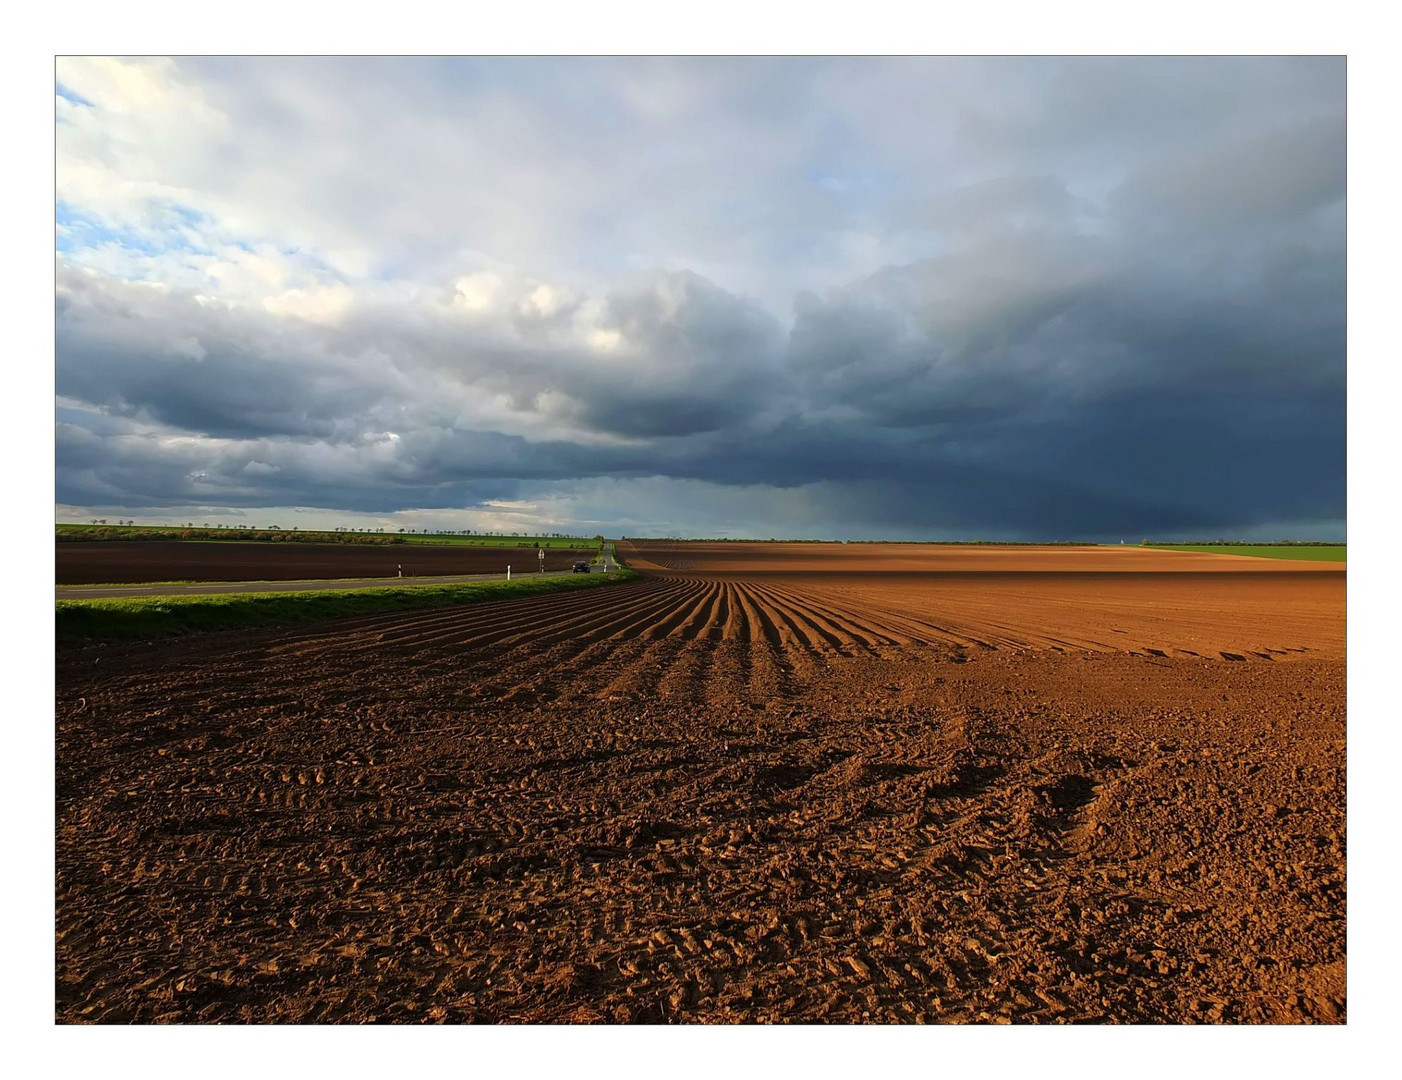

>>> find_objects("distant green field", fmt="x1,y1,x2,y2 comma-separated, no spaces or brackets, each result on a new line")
1147,544,1346,562
56,568,639,643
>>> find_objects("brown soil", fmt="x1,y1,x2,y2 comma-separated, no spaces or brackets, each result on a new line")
56,542,594,585
624,541,1344,574
55,542,1345,1023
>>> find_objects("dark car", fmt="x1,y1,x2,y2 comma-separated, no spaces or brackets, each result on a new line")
572,561,590,573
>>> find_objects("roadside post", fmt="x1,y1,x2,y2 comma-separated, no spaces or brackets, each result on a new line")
507,565,511,580
539,547,546,574
398,564,402,577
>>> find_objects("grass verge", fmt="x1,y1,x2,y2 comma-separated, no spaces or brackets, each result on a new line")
57,568,640,644
1147,544,1345,562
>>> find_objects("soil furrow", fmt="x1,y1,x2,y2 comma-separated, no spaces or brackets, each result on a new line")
762,583,910,650
748,584,854,653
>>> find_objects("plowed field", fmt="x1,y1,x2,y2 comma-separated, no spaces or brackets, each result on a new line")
55,542,1345,1023
56,541,594,585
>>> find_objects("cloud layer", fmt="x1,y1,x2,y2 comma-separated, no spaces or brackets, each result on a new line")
56,57,1345,539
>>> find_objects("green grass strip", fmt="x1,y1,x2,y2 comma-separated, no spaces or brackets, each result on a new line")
57,568,641,644
1146,544,1346,562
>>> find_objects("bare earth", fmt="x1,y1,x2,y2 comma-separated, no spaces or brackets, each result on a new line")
55,543,1345,1023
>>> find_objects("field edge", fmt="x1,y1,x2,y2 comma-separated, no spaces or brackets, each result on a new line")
1145,544,1345,562
56,568,642,644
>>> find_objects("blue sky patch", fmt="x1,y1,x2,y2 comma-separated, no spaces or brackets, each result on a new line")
55,83,94,107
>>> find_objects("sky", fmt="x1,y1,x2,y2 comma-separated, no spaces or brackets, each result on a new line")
54,56,1346,540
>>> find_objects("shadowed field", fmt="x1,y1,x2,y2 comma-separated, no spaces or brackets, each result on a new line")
57,541,595,585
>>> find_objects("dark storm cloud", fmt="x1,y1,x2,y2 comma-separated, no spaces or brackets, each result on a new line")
55,57,1345,538
56,269,392,441
574,272,788,437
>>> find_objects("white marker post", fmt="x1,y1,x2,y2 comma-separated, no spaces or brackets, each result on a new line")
398,564,402,577
539,548,546,574
507,565,511,580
